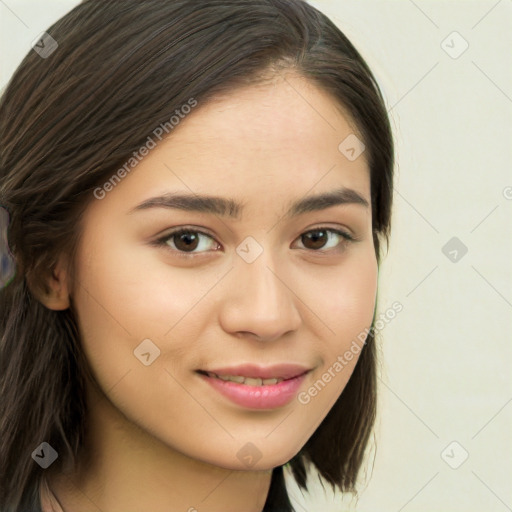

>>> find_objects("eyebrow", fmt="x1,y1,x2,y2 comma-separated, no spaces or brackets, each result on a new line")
128,186,369,219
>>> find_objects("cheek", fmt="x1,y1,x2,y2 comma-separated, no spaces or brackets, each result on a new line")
302,247,377,398
73,232,210,336
332,252,378,336
71,231,240,422
70,235,201,390
309,246,378,347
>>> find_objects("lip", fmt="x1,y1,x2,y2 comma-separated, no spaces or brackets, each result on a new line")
196,364,311,410
201,363,311,380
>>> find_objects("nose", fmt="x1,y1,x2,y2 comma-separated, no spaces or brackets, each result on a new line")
218,251,302,342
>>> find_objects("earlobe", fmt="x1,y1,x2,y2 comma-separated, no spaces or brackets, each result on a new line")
29,257,71,311
41,291,70,311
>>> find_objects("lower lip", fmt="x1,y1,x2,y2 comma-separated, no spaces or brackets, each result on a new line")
199,372,308,410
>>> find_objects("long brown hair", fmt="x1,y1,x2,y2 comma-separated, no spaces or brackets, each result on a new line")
0,1,394,510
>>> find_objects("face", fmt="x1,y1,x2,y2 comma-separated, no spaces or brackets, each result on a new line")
69,73,377,470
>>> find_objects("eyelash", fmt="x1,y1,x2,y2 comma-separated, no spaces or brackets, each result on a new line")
153,225,357,259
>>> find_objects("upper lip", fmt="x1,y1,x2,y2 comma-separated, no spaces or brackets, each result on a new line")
198,363,311,380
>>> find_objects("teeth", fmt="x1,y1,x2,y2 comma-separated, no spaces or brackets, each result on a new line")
206,372,283,386
244,377,263,386
228,375,245,383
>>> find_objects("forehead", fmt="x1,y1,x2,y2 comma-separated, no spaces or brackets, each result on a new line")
170,74,364,160
90,74,371,218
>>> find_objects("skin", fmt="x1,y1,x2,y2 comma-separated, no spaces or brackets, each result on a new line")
41,72,378,512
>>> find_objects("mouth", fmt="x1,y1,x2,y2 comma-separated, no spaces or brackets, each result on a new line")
196,363,310,383
195,364,312,409
196,371,297,386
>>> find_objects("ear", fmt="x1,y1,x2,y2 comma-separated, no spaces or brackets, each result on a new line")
30,256,71,311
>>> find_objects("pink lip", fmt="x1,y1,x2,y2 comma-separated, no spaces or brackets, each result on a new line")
196,364,311,410
199,372,308,409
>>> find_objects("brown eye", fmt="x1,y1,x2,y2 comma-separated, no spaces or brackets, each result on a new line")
301,229,329,250
172,231,200,252
162,229,219,255
297,228,353,252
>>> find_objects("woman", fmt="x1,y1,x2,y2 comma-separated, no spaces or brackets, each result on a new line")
0,1,394,511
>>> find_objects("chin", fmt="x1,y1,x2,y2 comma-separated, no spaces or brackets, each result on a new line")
222,441,304,472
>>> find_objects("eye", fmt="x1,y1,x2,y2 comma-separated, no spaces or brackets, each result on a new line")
294,227,355,253
157,228,219,257
154,225,356,258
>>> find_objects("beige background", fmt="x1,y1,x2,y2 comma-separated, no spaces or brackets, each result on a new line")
1,1,511,511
